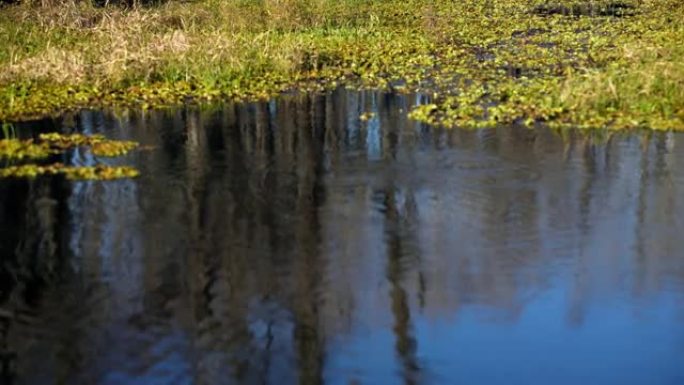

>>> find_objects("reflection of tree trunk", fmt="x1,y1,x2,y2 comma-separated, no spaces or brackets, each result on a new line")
0,173,74,384
0,180,29,304
633,134,651,296
566,140,597,327
3,176,70,310
0,310,15,385
218,103,257,382
292,95,326,385
578,140,596,235
381,188,420,385
653,133,677,261
0,179,20,382
183,108,214,325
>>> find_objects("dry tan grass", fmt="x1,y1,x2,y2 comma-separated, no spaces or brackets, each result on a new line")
0,48,87,83
2,3,207,84
0,0,367,87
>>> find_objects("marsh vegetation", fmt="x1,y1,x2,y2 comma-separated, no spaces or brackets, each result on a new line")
0,132,139,178
0,0,682,130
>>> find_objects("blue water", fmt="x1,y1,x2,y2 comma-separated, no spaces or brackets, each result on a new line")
1,89,683,385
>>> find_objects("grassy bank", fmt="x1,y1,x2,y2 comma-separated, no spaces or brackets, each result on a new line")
0,0,683,130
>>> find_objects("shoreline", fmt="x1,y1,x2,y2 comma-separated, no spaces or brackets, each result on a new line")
1,0,682,130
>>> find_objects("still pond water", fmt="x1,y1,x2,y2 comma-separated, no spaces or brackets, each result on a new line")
1,89,684,385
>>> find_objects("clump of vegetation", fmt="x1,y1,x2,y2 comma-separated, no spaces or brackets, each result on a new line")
1,123,15,139
532,0,635,16
1,133,138,159
0,0,682,130
0,138,53,160
39,133,138,156
0,163,139,180
0,133,139,180
556,39,684,130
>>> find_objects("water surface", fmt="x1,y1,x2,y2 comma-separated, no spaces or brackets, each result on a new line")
1,89,684,385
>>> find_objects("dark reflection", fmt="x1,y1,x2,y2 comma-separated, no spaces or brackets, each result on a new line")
2,88,684,385
380,186,421,385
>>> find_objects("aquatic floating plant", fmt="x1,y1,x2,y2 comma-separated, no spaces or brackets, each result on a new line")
359,112,376,122
0,133,140,180
38,133,138,156
0,139,54,160
0,163,140,180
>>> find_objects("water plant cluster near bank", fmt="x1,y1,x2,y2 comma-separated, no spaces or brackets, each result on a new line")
0,133,139,179
1,0,683,130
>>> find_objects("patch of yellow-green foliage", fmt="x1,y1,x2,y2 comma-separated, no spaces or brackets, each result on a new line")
39,133,138,156
0,0,683,130
0,132,139,180
0,163,140,180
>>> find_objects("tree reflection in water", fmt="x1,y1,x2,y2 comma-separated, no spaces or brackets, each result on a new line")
1,89,684,385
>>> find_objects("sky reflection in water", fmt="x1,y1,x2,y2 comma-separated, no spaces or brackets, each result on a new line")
1,89,684,385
